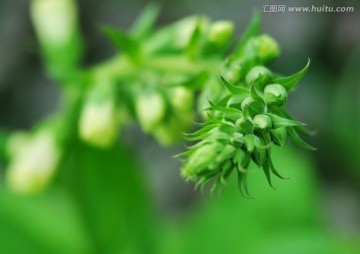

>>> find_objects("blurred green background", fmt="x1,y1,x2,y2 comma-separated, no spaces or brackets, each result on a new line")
0,0,359,253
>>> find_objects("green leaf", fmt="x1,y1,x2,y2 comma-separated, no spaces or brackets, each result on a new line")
287,127,317,151
273,59,310,91
131,3,160,39
184,125,218,139
186,19,204,59
193,117,221,127
240,150,251,169
267,152,288,179
101,26,140,60
252,139,266,167
219,161,234,185
237,169,253,199
168,71,209,90
220,75,250,95
273,107,316,136
208,100,242,114
262,162,276,189
270,127,288,147
244,134,260,153
233,11,260,57
250,85,264,102
266,113,305,128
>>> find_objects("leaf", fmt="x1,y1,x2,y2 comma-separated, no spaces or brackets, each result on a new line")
250,85,264,102
220,75,250,95
208,100,242,114
237,169,253,199
262,162,276,189
186,19,204,59
101,26,140,60
233,11,260,57
273,58,310,91
267,152,288,179
169,71,209,90
184,132,211,142
219,161,234,185
273,107,316,136
240,151,252,169
184,124,218,138
266,113,305,128
270,127,287,147
244,134,260,153
131,3,160,39
193,117,221,127
287,127,317,151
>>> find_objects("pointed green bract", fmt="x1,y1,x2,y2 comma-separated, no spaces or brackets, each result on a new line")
273,58,310,91
233,11,260,58
101,26,140,61
131,3,160,39
220,75,249,95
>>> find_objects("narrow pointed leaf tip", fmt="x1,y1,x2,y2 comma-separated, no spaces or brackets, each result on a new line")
131,3,160,38
273,58,310,92
101,26,140,60
220,74,249,95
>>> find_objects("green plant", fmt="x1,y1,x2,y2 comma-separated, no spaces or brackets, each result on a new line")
0,0,314,197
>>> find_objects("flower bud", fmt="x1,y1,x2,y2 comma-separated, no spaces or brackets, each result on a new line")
152,111,193,145
215,144,236,164
207,21,234,47
254,34,280,64
169,87,194,112
181,142,223,179
244,134,260,153
230,132,244,147
245,66,272,89
252,138,266,166
175,16,208,48
79,80,119,148
31,0,83,77
264,84,288,106
6,132,29,158
135,91,166,132
241,97,265,117
6,130,61,194
31,0,77,45
236,117,254,134
270,127,287,147
253,114,272,134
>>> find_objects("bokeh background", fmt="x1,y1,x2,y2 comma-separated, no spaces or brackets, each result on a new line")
0,0,359,253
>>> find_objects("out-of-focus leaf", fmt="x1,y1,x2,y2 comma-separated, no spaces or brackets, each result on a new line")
60,141,155,253
131,3,160,39
233,11,260,57
101,26,140,61
0,189,91,254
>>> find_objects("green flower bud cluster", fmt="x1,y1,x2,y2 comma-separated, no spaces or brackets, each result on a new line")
180,14,315,197
135,86,194,145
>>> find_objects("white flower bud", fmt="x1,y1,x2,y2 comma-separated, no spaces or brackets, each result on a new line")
79,76,119,148
79,99,119,148
31,0,77,46
135,91,166,132
6,130,61,194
